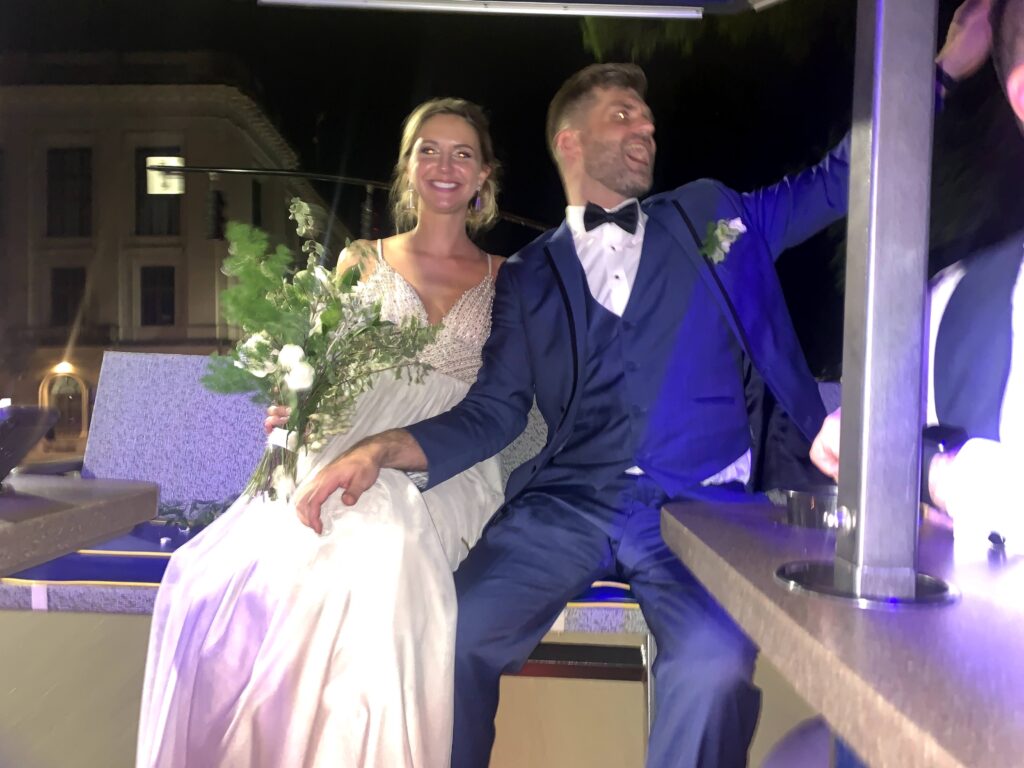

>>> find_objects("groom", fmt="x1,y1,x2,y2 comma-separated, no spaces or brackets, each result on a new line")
298,64,848,767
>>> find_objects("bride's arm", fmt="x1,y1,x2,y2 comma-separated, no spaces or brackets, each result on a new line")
405,261,534,482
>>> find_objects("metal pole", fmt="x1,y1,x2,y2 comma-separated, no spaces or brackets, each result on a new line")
834,0,938,599
146,163,551,233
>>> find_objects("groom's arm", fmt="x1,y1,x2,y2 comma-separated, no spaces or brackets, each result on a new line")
741,0,989,264
406,261,535,487
294,262,534,530
739,134,850,262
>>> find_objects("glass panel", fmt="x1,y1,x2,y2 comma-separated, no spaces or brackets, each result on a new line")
46,148,92,237
135,146,181,236
140,265,175,326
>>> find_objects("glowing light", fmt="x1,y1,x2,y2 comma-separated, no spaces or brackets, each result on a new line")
258,0,703,18
0,398,11,408
146,156,185,195
53,361,74,375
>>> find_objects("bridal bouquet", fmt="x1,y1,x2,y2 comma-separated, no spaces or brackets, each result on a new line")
203,199,435,500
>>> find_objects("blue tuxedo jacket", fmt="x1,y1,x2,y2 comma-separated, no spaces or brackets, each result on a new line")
407,139,850,501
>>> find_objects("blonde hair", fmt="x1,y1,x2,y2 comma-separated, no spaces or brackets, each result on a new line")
389,98,501,235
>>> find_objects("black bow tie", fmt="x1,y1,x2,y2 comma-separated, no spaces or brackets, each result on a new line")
583,201,639,235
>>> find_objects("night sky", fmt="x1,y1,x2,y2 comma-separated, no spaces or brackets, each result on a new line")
2,0,1020,375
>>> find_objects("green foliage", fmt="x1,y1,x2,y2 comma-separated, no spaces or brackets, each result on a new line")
157,497,237,532
203,201,437,499
581,0,844,64
202,354,264,397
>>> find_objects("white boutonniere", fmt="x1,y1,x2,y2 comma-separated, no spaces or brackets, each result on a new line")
700,217,747,265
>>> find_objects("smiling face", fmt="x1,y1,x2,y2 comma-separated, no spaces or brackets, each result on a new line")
573,86,656,204
407,113,490,218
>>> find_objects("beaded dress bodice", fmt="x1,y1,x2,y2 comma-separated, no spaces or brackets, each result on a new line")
359,241,494,386
354,240,547,482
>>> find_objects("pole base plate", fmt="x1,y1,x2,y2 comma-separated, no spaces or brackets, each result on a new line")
775,560,958,609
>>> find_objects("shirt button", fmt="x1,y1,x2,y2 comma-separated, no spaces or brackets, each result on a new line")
625,361,638,372
623,321,634,332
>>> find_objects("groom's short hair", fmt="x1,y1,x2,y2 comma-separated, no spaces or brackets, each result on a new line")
546,63,648,163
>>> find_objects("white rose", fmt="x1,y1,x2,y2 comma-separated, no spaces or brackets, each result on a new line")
727,217,747,234
284,360,315,391
278,344,306,370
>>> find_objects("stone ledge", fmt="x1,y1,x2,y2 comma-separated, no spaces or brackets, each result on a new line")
0,475,157,577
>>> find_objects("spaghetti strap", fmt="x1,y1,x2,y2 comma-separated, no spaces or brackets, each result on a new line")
377,238,384,262
486,252,492,277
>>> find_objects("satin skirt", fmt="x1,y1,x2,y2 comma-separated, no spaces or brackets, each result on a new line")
136,372,504,768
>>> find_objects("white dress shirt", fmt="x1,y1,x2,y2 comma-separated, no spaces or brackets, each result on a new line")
565,201,751,486
926,246,1024,544
565,201,646,317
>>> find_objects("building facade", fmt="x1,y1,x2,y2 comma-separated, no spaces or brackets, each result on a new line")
0,53,345,455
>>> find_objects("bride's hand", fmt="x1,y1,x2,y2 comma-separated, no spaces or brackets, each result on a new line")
264,405,291,435
293,445,383,533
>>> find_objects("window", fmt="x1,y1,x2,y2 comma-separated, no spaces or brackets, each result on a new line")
140,266,175,326
50,267,87,327
135,147,181,236
47,148,92,237
251,180,262,228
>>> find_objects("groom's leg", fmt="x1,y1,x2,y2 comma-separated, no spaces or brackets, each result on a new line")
451,490,614,768
618,484,760,768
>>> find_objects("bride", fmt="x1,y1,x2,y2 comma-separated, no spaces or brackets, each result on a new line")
136,97,542,768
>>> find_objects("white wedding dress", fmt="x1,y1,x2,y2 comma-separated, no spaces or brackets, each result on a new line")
136,242,544,768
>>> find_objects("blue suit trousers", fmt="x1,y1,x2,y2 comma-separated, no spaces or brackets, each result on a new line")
451,475,762,768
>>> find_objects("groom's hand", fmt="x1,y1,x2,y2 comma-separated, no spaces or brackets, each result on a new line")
294,443,384,533
809,407,842,482
293,429,428,533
